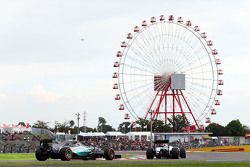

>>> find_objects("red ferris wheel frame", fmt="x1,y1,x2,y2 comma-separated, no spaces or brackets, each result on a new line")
113,15,223,131
144,76,199,130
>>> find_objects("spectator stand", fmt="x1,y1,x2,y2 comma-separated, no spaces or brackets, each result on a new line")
126,131,152,141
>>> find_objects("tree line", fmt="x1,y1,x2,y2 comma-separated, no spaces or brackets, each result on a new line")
206,119,250,136
31,116,250,136
32,117,115,134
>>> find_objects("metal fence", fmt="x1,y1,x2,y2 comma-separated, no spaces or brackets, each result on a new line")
0,141,38,153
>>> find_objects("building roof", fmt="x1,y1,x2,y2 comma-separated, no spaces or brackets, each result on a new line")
154,132,213,135
78,132,105,137
105,131,125,136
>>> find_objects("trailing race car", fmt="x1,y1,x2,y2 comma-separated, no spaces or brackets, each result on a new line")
35,139,121,161
146,140,186,159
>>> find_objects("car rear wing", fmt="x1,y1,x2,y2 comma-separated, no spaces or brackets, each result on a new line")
39,139,53,149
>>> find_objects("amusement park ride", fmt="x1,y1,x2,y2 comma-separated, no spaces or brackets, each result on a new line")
113,15,223,132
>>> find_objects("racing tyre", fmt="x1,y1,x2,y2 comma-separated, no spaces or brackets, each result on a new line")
156,155,161,159
60,147,72,161
146,148,154,159
171,148,179,159
35,148,48,161
104,148,115,160
180,147,186,158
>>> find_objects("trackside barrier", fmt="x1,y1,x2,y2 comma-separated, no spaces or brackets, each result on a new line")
189,145,250,152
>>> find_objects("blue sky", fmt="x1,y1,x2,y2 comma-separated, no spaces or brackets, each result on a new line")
0,0,249,129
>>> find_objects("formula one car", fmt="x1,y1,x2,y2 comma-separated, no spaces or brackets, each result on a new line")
35,139,121,161
146,140,186,159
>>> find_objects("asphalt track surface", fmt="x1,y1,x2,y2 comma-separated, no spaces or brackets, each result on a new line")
187,152,250,161
116,151,250,161
0,151,250,163
0,152,250,167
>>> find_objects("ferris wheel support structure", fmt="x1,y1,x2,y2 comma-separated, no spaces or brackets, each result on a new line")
144,77,199,130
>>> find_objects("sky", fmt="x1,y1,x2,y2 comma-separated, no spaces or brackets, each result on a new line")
0,0,249,129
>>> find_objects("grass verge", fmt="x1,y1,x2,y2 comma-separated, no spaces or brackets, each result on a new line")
0,153,250,167
0,153,35,160
0,160,250,167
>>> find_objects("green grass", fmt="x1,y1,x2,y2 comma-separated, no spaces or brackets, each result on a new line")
0,160,250,167
0,153,35,160
0,153,133,160
0,154,250,167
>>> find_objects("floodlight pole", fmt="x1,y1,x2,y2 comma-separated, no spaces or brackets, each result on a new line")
75,112,80,134
150,110,153,148
83,111,87,133
188,124,190,149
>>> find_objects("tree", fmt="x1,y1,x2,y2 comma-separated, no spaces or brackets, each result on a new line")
134,118,171,132
118,122,131,133
136,118,150,131
32,120,50,129
78,126,96,133
98,117,107,126
97,117,107,132
69,120,75,128
53,121,77,133
102,124,115,133
243,125,250,134
168,114,189,132
18,122,26,127
205,123,226,136
151,119,172,132
97,117,114,133
225,119,245,136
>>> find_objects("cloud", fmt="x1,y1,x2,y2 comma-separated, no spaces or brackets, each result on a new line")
0,0,249,128
30,85,61,103
223,55,250,75
0,93,8,102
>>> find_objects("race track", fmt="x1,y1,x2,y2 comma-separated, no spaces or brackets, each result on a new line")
187,152,250,161
116,151,250,161
0,151,250,167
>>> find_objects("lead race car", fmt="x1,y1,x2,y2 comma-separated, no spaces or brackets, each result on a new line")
35,139,121,161
146,140,186,159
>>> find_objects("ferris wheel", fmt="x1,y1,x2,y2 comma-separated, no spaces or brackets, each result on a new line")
112,15,223,131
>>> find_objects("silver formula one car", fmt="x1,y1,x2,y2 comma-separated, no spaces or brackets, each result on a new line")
146,140,186,159
35,139,121,161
